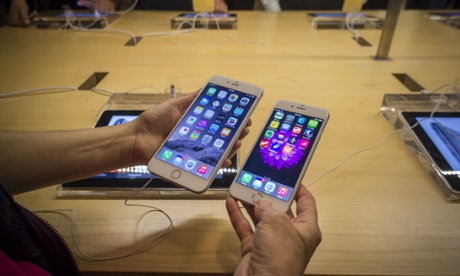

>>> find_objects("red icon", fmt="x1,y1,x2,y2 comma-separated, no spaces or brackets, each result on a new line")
260,139,269,148
293,126,302,135
277,186,288,197
197,164,208,174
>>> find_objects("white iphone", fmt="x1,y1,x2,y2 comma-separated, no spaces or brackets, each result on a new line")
148,75,264,193
229,100,329,212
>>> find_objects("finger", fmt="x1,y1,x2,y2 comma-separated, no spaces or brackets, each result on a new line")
240,201,256,224
76,1,93,9
226,139,242,163
293,185,318,223
178,90,200,111
225,197,254,242
222,158,231,168
254,198,277,223
19,10,30,25
245,118,253,128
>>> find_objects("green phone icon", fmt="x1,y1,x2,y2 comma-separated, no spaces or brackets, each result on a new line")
241,173,252,184
162,150,173,160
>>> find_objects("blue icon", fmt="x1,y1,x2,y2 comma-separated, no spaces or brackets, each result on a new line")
281,123,291,132
209,124,219,132
200,97,210,105
234,107,244,116
297,117,307,124
270,141,281,151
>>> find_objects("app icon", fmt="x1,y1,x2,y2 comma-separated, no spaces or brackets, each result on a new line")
274,111,284,120
241,173,252,184
277,134,284,140
197,120,208,129
217,90,227,99
222,103,232,112
162,150,173,160
227,117,238,126
277,186,288,197
216,113,226,122
194,106,204,115
270,141,281,151
185,160,196,170
282,145,293,155
260,138,269,148
202,134,212,144
307,120,318,128
264,182,276,193
228,94,238,102
264,129,275,138
197,164,208,175
221,128,231,137
297,117,307,124
293,126,302,135
280,123,291,132
204,110,215,119
179,126,190,135
240,97,250,106
186,116,197,125
285,114,295,122
269,121,280,129
206,87,216,96
173,154,185,165
212,100,220,107
234,107,244,116
299,139,310,148
190,130,201,140
303,129,314,138
288,136,297,144
253,178,263,188
214,139,224,149
209,124,219,132
200,97,210,106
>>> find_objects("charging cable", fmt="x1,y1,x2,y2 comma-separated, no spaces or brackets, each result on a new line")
33,176,174,261
306,82,459,188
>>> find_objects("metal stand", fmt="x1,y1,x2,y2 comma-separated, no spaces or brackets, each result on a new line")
373,0,407,60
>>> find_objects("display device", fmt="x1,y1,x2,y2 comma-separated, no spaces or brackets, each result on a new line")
148,76,263,193
230,100,329,212
400,112,460,193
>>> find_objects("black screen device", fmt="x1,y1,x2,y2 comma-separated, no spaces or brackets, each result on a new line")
58,110,238,198
400,111,460,193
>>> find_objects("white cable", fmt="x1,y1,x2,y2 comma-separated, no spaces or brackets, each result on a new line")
345,12,359,41
61,6,138,44
0,86,79,98
306,82,459,188
33,177,174,262
90,87,116,95
122,85,163,94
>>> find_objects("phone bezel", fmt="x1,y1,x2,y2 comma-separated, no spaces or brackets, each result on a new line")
147,76,263,193
229,100,329,212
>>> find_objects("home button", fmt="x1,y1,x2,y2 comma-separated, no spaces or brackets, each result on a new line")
171,170,181,179
251,193,263,203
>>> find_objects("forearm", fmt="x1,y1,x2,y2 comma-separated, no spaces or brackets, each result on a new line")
0,123,136,195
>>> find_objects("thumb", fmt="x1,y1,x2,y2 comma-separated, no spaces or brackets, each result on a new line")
254,198,275,223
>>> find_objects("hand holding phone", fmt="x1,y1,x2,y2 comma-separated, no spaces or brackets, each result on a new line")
229,100,329,212
148,75,263,193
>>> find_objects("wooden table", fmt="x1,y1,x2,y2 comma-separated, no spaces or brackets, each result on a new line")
1,10,460,275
